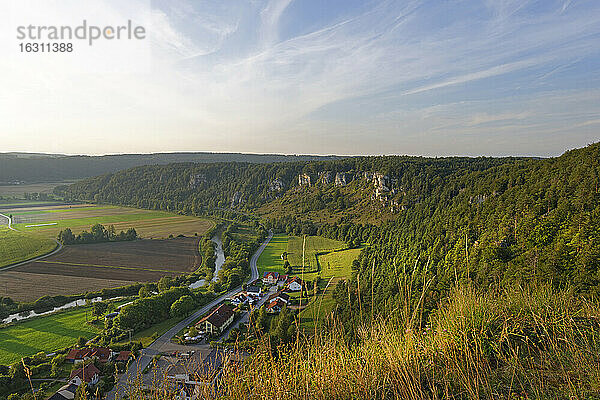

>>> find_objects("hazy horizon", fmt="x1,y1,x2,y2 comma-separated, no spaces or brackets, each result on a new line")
0,147,575,159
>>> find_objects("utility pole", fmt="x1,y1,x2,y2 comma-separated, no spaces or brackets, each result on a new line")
301,235,306,307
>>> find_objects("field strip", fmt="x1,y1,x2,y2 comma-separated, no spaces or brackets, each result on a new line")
17,215,183,232
36,260,183,274
25,223,58,227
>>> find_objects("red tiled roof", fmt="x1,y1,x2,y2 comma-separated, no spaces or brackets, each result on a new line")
196,304,235,330
70,364,100,383
287,276,303,285
66,348,91,360
266,298,285,310
66,348,82,360
90,348,111,362
115,351,132,361
66,347,111,362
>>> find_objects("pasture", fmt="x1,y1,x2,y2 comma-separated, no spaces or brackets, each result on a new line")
310,247,360,281
257,234,353,278
297,247,362,330
0,227,57,268
3,237,200,302
286,235,346,273
256,234,288,276
0,306,101,365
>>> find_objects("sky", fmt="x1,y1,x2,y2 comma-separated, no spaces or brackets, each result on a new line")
0,0,599,157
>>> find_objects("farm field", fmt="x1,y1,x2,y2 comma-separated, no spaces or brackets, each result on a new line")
257,234,352,278
286,235,347,273
256,234,290,277
0,306,101,365
0,202,214,288
303,247,361,282
2,237,200,302
0,181,73,197
2,203,214,239
298,247,362,330
0,227,57,268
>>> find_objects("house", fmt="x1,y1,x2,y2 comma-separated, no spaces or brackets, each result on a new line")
165,348,226,400
286,277,303,292
196,304,235,335
267,290,290,305
65,347,112,364
66,348,87,363
266,298,286,314
69,364,101,386
115,351,132,362
262,271,279,285
229,292,248,306
89,347,112,363
246,285,262,297
277,275,288,286
46,383,79,400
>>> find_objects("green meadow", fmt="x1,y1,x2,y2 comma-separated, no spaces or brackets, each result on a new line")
257,234,289,276
257,234,361,330
14,210,173,234
0,227,57,268
257,234,355,279
286,235,347,273
0,307,101,365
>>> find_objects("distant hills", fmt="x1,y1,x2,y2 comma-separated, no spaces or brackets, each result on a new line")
0,152,343,183
59,142,600,299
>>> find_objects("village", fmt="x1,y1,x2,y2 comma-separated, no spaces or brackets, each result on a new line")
44,268,306,400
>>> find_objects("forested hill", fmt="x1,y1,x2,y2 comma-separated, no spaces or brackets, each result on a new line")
58,143,600,302
0,152,341,183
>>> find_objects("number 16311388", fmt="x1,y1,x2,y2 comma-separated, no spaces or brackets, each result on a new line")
19,42,73,52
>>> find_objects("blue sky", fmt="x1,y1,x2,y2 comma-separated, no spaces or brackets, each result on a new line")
1,0,599,156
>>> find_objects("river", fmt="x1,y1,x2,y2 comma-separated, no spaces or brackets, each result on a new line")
189,234,225,288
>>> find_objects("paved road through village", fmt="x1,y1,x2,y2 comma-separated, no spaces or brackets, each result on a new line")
106,230,273,399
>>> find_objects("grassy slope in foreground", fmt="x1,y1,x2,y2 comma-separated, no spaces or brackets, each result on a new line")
0,227,56,268
213,286,600,400
0,307,101,365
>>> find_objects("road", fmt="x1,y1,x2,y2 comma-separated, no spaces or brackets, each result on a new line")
106,230,273,400
0,212,63,272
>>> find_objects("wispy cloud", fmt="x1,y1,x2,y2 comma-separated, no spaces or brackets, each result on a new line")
0,0,599,155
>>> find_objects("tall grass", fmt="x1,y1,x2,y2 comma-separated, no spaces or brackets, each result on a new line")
116,285,600,400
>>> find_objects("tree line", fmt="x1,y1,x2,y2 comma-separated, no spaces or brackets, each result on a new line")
57,223,138,245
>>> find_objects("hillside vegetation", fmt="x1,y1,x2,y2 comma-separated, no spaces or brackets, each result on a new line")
59,143,600,298
56,143,600,398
